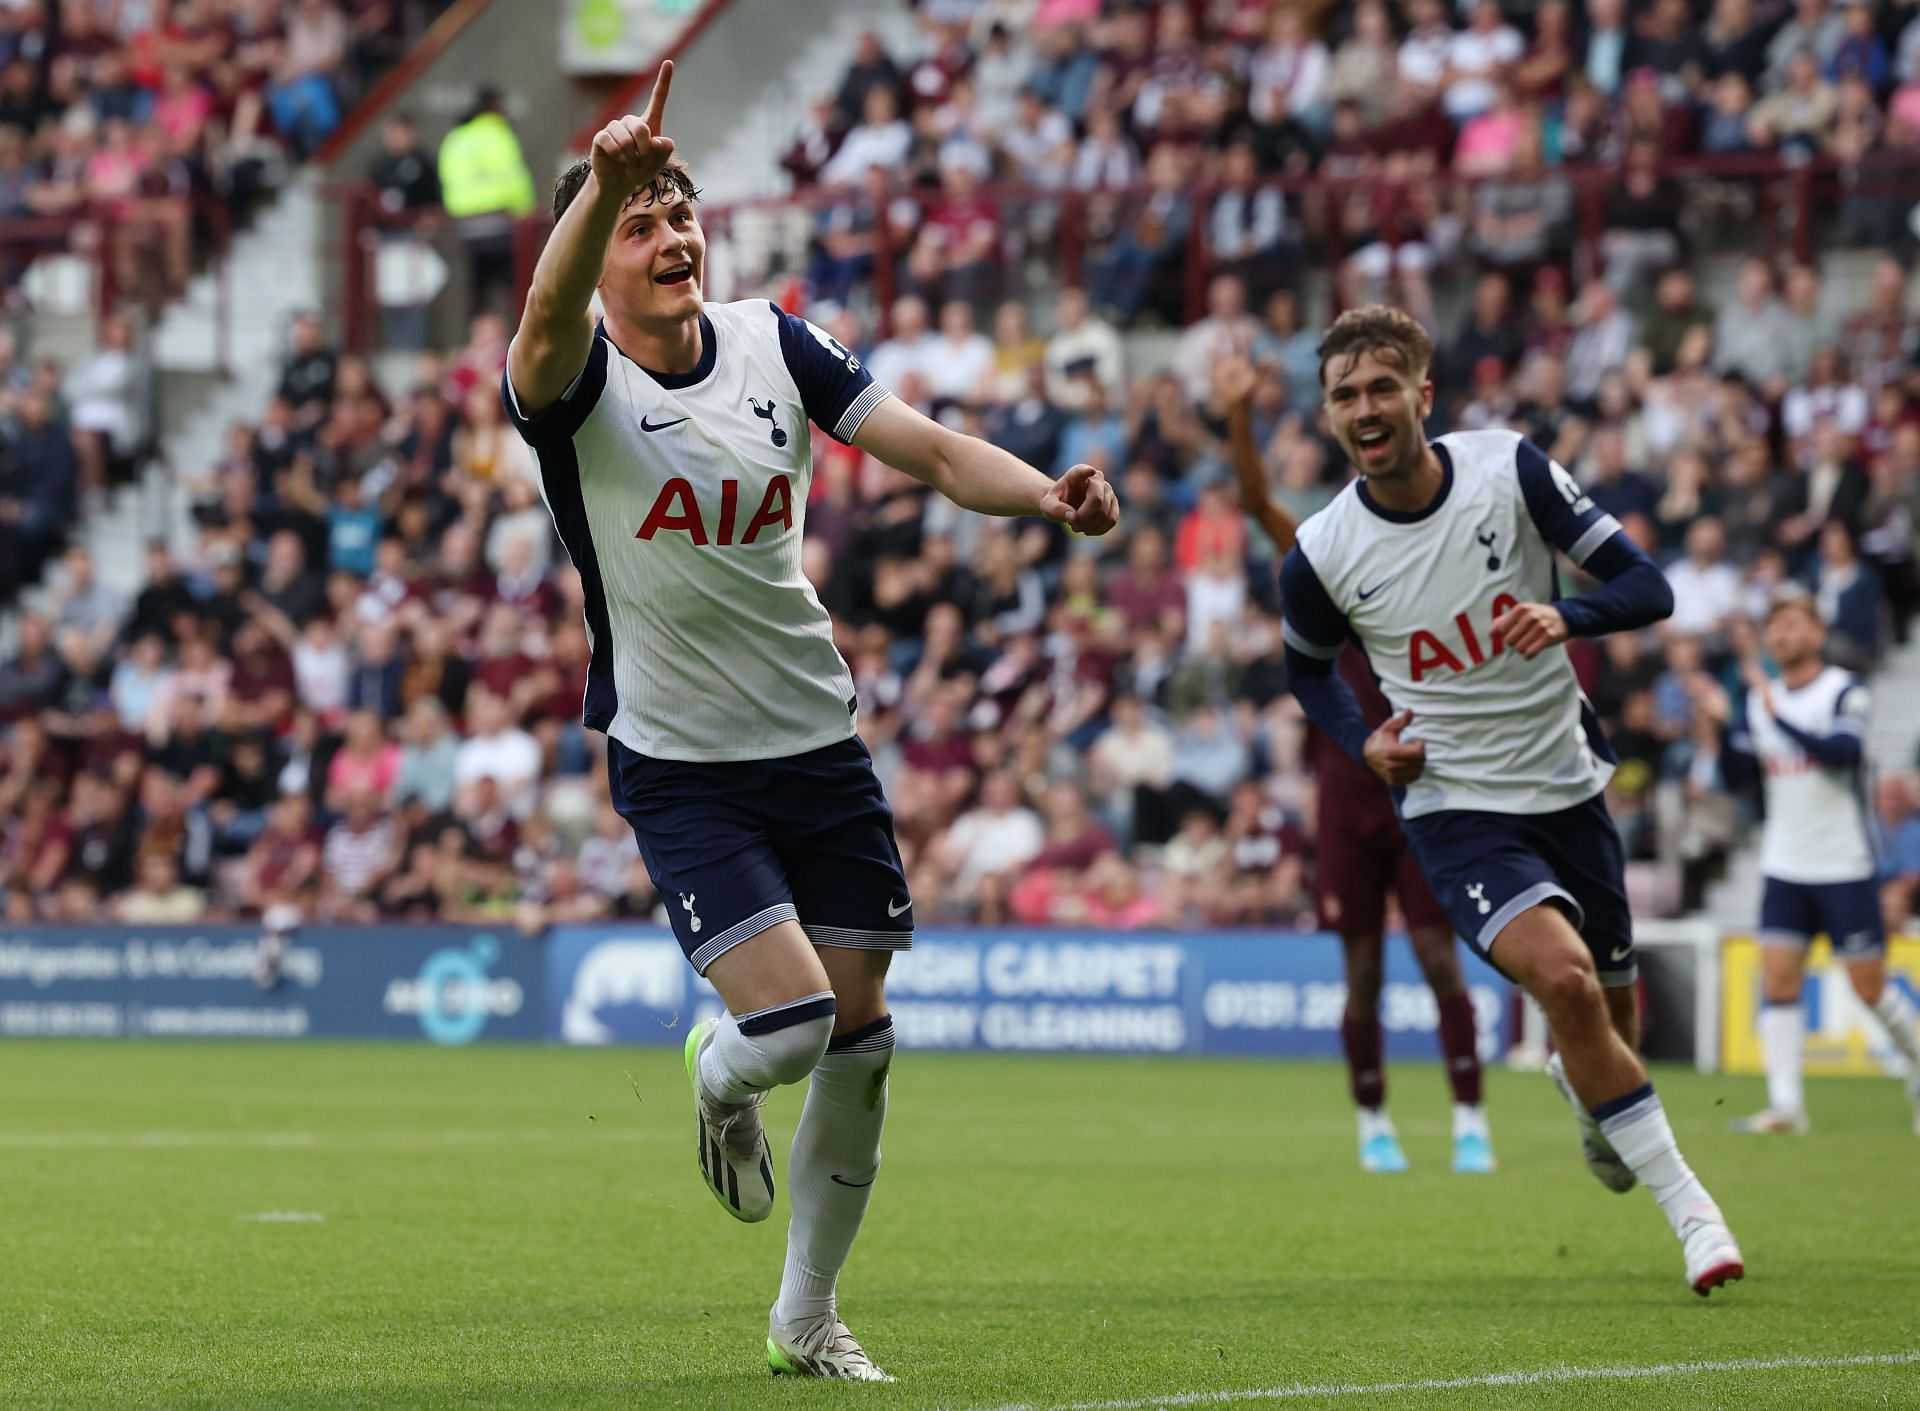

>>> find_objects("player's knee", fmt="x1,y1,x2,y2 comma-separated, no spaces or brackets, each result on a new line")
738,995,837,1087
1344,965,1383,1016
1532,957,1603,1020
1762,978,1804,1007
1412,939,1465,997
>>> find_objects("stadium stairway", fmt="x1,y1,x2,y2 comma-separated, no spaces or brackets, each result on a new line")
0,174,326,647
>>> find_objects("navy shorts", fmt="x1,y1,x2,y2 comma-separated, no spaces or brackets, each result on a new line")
608,735,913,975
1400,792,1636,987
1759,876,1885,959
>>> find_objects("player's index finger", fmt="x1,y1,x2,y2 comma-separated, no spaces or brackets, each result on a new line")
644,59,673,131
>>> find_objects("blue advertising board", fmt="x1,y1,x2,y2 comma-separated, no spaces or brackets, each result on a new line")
0,926,546,1045
545,926,1513,1059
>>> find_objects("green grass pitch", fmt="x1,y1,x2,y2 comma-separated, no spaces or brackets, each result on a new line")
3,1041,1917,1410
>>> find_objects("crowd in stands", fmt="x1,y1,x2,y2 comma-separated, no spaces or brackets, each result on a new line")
3,241,1918,934
783,0,1920,325
0,0,454,305
0,1,459,685
3,0,1920,938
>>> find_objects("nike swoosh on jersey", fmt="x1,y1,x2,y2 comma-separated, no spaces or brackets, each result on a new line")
1609,943,1632,962
1357,575,1399,601
640,415,689,432
886,898,911,917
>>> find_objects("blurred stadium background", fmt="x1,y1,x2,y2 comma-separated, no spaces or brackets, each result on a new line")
7,2,1920,1407
1,0,1917,1075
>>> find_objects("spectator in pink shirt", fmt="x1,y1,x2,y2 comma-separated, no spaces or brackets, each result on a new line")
326,708,400,808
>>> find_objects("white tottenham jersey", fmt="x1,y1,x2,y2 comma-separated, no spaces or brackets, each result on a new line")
503,300,889,761
1740,666,1875,884
1282,430,1620,818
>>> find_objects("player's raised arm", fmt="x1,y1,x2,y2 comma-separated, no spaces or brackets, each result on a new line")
851,394,1119,534
1217,356,1299,555
1496,438,1674,660
508,61,676,415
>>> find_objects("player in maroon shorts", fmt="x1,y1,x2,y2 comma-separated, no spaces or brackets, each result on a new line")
1222,357,1493,1173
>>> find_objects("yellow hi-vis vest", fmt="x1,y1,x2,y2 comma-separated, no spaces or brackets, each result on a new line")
438,113,536,219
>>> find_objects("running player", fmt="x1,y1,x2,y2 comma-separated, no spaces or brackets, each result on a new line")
1220,358,1491,1174
1700,594,1920,1134
1279,305,1743,1295
502,64,1118,1380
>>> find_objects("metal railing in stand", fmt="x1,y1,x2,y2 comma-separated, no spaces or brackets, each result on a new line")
327,151,1920,346
0,192,236,371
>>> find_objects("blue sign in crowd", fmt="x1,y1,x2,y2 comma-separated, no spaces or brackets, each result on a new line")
0,926,1512,1059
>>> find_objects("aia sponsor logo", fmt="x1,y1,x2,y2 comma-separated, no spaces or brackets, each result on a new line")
636,475,794,546
1407,593,1520,682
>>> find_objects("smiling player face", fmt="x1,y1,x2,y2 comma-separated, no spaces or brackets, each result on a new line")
1762,601,1824,673
601,185,705,328
1323,346,1435,483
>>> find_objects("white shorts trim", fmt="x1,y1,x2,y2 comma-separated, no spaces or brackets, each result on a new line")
1478,880,1581,956
689,902,799,975
802,923,913,951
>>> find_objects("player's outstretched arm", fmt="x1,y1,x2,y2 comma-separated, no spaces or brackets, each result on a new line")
1218,356,1299,555
852,394,1119,534
508,61,675,416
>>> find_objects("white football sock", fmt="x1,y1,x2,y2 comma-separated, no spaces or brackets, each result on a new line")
1596,1086,1720,1237
699,993,836,1104
1357,1107,1395,1142
775,1015,893,1325
1453,1103,1489,1140
1870,986,1920,1071
1759,1003,1806,1117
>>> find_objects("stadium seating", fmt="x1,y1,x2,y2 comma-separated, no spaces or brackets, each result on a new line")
0,0,457,613
3,0,1920,942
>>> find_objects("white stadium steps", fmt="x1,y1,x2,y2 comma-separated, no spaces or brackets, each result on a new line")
2,173,326,644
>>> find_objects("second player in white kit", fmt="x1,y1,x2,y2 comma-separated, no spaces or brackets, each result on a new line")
1699,595,1920,1134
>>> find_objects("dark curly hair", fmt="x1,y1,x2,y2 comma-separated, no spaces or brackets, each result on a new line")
550,154,702,223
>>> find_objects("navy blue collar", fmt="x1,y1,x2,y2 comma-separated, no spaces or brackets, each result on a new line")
602,313,716,389
1357,442,1453,524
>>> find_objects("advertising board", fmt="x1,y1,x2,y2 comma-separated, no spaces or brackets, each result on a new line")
0,926,545,1045
546,926,1513,1059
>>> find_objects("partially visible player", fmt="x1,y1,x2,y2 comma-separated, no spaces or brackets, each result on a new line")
1699,594,1920,1134
1280,306,1743,1295
504,64,1118,1380
1220,358,1492,1174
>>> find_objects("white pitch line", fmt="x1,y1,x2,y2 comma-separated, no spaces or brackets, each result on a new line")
238,1211,325,1223
955,1350,1920,1411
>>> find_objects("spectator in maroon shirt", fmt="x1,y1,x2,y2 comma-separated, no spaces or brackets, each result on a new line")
237,794,321,916
470,602,558,724
458,773,520,870
225,619,296,736
1,780,70,917
1030,779,1117,874
781,92,844,188
421,520,494,640
905,162,1001,308
1107,525,1188,637
904,19,972,114
1219,780,1309,923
